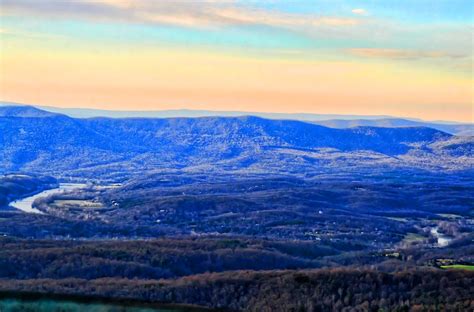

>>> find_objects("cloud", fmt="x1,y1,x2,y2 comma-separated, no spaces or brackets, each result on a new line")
351,9,368,16
93,0,134,9
0,0,361,30
208,7,359,28
349,48,468,60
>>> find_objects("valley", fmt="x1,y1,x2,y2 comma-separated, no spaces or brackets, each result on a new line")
2,0,473,309
0,105,473,310
2,172,472,250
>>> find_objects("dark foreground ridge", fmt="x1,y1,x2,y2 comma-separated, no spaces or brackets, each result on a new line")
0,237,473,311
0,268,472,311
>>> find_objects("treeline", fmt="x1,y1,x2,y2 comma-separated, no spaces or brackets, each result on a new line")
0,238,339,280
1,238,472,310
0,268,472,311
0,174,58,208
2,237,472,281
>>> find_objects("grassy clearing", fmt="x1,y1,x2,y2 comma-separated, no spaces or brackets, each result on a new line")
441,265,474,271
401,233,426,245
51,200,104,210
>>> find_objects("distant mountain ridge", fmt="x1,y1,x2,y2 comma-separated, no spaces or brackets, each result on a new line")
0,105,60,118
1,102,471,135
0,105,472,180
314,118,473,136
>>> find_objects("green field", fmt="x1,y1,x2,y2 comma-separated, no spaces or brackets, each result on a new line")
441,265,474,271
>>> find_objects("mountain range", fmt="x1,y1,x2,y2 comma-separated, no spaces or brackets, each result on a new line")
1,102,472,135
0,105,472,180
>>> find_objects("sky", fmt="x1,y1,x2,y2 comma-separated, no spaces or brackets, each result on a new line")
0,0,472,122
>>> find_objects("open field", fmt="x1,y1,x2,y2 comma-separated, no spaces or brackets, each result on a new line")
441,265,474,271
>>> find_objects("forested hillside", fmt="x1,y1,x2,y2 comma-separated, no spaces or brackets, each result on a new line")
1,268,472,311
1,106,472,180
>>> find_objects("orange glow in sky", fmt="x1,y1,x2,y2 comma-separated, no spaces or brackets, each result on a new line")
1,0,472,122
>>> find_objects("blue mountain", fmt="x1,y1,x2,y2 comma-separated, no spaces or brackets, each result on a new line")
0,106,471,179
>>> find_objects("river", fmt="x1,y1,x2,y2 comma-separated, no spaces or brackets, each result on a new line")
9,183,87,214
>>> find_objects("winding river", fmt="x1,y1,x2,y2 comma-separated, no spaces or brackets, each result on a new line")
10,183,87,214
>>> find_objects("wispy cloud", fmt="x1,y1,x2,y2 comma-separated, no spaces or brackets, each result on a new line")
2,0,470,68
349,48,468,60
351,9,368,16
208,7,359,28
0,0,361,29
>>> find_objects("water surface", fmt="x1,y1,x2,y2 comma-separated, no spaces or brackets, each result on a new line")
10,183,87,214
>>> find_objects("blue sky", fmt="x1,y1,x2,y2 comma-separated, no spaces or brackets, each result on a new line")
247,0,473,22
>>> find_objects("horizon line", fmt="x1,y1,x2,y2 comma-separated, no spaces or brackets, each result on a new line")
0,100,471,125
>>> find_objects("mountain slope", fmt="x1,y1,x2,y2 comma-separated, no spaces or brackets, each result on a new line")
0,106,471,180
2,102,471,135
0,106,60,118
82,115,450,155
